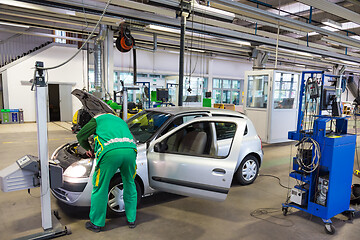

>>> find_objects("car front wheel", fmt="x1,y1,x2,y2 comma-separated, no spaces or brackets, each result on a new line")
235,155,259,185
107,175,142,217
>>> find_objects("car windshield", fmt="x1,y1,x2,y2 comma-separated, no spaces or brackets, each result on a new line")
127,111,171,143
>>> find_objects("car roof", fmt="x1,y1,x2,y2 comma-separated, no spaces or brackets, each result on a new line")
147,107,248,119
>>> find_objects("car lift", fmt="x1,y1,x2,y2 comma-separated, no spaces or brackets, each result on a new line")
282,71,356,235
16,62,70,239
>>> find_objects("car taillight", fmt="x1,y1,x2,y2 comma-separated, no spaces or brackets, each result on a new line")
258,135,262,149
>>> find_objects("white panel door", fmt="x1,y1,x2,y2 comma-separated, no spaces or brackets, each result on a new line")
59,85,72,122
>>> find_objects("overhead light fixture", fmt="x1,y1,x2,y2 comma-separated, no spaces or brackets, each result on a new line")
321,37,357,49
187,48,205,53
321,19,342,30
147,24,251,46
0,0,75,15
147,24,180,34
0,21,29,28
280,48,315,58
350,36,360,41
191,0,235,20
340,59,359,66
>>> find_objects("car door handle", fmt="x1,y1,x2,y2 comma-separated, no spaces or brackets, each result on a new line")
212,168,226,175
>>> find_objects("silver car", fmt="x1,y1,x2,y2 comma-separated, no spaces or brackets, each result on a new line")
51,90,263,216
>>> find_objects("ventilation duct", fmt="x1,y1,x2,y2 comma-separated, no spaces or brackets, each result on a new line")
94,24,107,98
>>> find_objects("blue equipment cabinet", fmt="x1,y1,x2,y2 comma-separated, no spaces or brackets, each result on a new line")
282,71,356,235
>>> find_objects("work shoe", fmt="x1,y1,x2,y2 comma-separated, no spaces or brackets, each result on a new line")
85,221,101,232
127,220,136,229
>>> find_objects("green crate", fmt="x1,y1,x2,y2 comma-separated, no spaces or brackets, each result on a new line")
203,98,212,107
1,112,10,124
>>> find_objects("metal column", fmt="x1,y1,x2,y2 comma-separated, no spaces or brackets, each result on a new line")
178,15,186,107
35,70,52,230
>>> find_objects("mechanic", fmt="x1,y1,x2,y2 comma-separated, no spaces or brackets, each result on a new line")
76,113,138,232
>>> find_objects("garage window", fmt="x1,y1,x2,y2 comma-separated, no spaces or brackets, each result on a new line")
212,79,243,105
247,75,269,108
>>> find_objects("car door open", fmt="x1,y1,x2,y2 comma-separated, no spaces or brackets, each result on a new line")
147,117,246,201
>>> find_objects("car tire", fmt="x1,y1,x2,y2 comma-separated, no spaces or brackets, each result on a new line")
107,175,142,218
235,155,259,185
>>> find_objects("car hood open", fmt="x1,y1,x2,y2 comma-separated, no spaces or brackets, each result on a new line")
72,89,115,117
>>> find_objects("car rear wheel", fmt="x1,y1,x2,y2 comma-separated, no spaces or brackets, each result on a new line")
235,155,259,185
107,175,142,217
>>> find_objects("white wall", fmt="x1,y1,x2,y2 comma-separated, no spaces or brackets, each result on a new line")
3,43,253,122
3,45,86,122
113,48,252,77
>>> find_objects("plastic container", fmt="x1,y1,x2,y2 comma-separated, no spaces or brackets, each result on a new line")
1,109,10,124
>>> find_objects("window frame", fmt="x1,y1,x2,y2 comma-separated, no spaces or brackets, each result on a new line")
158,120,238,159
212,78,243,105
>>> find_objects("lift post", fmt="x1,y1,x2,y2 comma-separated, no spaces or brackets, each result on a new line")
14,62,71,239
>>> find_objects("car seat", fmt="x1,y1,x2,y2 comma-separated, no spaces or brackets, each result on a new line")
178,128,207,155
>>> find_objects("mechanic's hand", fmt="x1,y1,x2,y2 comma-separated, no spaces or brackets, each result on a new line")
86,150,94,158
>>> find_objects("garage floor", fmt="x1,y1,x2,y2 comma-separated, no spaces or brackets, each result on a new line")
1,122,360,240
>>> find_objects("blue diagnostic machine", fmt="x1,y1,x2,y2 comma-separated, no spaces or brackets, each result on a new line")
282,71,356,235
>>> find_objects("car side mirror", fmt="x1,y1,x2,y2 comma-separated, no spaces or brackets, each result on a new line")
154,142,168,153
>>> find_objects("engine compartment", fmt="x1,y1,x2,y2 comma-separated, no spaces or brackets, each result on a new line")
55,142,90,169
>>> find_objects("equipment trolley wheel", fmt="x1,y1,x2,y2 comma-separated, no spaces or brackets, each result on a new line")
324,223,335,235
65,226,72,235
282,207,288,216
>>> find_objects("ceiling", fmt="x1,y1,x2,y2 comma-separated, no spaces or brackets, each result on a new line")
1,0,360,72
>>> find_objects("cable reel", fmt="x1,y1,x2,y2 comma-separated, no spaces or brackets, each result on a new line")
116,26,135,53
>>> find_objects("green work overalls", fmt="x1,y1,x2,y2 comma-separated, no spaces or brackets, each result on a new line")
77,113,137,227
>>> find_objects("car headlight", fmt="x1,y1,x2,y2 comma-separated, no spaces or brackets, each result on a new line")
64,159,93,178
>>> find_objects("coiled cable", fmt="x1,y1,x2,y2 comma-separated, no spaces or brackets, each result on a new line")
296,137,321,173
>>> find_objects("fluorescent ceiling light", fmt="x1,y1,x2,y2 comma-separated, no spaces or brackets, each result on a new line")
147,25,180,34
187,48,205,53
322,19,342,29
268,2,310,16
340,60,359,66
0,21,29,28
192,0,235,20
147,25,251,46
224,38,251,46
281,48,315,58
351,36,360,41
308,21,360,36
0,0,75,15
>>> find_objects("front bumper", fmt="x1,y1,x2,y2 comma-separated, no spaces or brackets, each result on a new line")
52,178,93,206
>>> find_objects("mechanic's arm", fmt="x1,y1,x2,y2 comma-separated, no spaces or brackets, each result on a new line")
76,118,97,152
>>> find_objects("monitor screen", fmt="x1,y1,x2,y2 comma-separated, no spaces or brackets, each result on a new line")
321,86,336,110
156,88,169,102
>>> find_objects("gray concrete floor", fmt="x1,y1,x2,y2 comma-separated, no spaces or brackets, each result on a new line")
1,122,360,240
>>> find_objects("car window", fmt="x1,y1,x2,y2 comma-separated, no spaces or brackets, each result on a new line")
216,122,247,139
158,121,237,158
127,111,171,143
159,114,206,137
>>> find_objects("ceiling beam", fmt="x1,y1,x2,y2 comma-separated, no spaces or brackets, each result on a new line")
211,0,360,47
296,0,360,25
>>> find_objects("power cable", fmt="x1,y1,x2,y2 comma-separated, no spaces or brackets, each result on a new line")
37,0,113,71
250,208,294,227
259,174,292,190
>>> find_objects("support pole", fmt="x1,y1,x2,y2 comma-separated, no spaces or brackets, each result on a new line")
34,63,52,230
178,15,186,107
123,90,128,121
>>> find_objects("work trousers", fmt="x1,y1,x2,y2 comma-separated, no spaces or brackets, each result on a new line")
90,148,137,227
